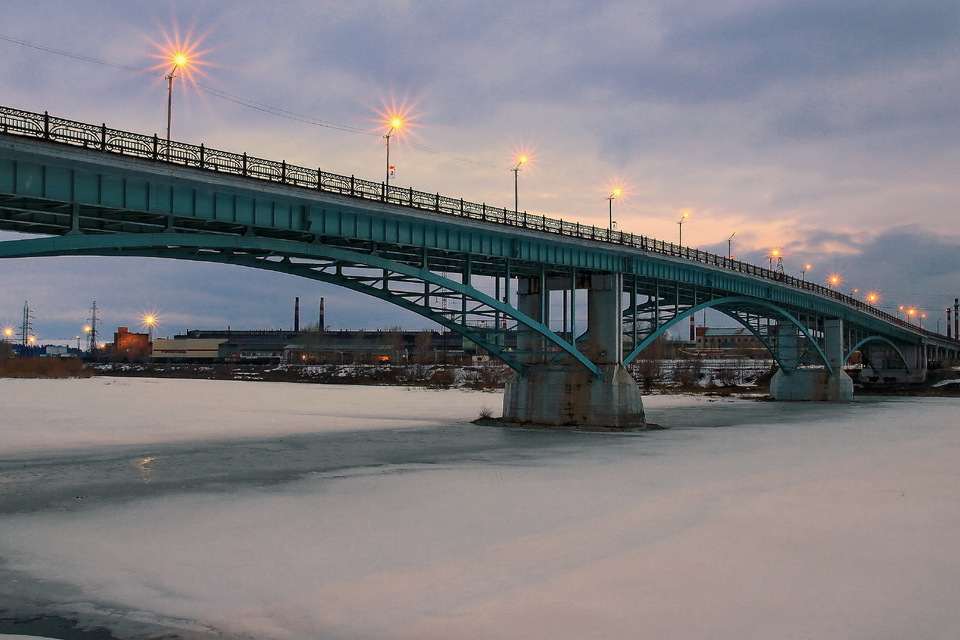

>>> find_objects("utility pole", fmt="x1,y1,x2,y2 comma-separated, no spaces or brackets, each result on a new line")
87,301,99,355
20,301,34,348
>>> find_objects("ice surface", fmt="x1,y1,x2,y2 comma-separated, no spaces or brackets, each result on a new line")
1,378,959,639
0,377,493,454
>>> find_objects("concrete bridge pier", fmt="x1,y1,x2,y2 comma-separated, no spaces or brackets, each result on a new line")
502,273,646,428
769,319,853,401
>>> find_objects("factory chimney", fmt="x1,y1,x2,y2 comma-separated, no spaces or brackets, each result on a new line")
294,297,300,332
319,297,325,333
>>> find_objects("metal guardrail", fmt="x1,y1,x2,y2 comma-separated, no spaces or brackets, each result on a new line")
0,105,944,340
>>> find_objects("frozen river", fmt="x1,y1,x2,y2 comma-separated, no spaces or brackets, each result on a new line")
1,377,959,639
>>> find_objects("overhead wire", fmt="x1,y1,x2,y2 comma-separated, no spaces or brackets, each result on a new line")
0,31,504,169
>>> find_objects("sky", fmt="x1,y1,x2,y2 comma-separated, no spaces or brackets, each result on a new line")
2,0,960,342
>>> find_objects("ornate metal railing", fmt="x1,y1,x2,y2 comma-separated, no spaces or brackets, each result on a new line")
0,105,940,338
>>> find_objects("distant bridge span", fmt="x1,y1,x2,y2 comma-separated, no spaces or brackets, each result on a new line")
1,106,957,427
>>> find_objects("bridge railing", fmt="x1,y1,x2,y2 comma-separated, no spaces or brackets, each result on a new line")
0,105,943,340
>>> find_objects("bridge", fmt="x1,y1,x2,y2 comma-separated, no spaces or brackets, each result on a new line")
1,105,958,428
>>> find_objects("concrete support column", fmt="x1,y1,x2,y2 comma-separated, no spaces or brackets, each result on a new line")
585,273,623,364
902,344,928,383
516,277,543,364
769,319,854,401
502,272,646,429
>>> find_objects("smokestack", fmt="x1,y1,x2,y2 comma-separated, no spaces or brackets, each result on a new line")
689,315,695,341
294,297,300,332
954,298,958,340
319,297,325,333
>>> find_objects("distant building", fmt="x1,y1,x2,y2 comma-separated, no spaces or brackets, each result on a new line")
152,337,224,360
148,328,488,364
113,327,151,361
690,326,770,358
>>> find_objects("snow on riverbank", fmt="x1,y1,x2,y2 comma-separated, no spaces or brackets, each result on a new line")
1,378,959,639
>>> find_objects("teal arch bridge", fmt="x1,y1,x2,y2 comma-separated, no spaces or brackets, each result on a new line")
1,106,957,428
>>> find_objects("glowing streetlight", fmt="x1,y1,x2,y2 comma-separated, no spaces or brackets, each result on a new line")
2,327,12,340
897,305,905,320
142,313,158,340
827,273,842,288
920,313,927,329
802,264,812,281
907,307,917,324
164,51,190,153
383,116,403,191
727,232,736,259
607,186,623,231
767,247,784,272
678,211,690,245
865,291,880,305
512,155,528,213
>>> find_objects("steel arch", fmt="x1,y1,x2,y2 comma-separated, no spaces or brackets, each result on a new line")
622,296,833,373
0,233,600,375
845,335,912,373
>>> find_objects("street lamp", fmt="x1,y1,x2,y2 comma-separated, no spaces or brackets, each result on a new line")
607,187,622,231
164,52,190,155
865,291,879,305
897,305,905,320
678,211,690,245
767,248,784,272
383,116,403,191
727,232,736,259
512,155,528,213
802,264,812,281
827,273,842,288
142,314,158,340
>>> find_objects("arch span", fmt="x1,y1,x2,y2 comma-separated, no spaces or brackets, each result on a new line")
845,335,912,373
622,296,833,373
0,233,601,375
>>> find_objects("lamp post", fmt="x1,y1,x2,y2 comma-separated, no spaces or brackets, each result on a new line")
164,53,189,155
384,117,403,192
678,211,689,245
142,314,157,341
607,187,622,230
727,232,736,259
512,156,527,213
802,264,812,281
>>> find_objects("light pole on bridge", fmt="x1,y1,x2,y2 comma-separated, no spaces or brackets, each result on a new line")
383,117,403,192
607,187,622,231
678,211,689,245
727,231,736,259
164,53,189,156
512,155,527,213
